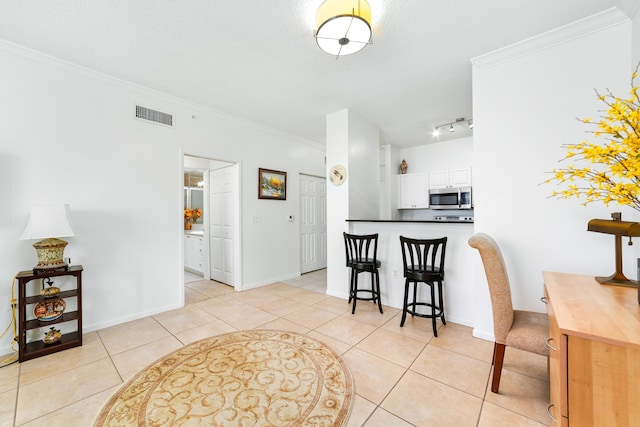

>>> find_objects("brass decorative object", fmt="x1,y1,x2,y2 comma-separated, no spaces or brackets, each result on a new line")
587,212,640,289
400,159,408,174
40,286,60,297
43,327,62,344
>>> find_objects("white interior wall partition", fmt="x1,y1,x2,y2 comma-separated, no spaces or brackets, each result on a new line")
325,110,352,300
0,40,324,355
470,9,634,340
325,109,381,300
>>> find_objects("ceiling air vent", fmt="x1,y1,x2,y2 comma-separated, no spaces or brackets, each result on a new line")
135,105,174,127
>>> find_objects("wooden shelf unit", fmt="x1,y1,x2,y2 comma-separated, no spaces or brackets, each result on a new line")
16,265,83,362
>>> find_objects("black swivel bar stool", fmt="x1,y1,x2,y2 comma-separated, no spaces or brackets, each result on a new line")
399,236,447,337
343,232,383,315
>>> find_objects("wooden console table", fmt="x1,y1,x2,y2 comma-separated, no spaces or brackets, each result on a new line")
16,265,83,362
544,271,640,426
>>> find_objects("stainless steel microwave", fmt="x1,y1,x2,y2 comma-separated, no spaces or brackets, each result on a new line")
429,187,472,209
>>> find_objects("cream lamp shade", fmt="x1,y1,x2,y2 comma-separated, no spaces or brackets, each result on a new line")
315,0,372,56
20,204,75,272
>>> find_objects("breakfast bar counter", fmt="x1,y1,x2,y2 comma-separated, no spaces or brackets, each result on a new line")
346,219,476,327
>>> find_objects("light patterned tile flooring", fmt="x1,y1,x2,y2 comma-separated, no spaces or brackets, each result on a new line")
1,269,551,426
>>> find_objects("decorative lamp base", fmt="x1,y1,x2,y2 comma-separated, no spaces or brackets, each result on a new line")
32,238,69,273
595,275,639,288
595,274,640,304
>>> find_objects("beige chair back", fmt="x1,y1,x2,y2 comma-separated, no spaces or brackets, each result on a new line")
468,233,514,344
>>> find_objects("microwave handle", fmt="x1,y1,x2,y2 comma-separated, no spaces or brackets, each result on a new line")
458,188,461,208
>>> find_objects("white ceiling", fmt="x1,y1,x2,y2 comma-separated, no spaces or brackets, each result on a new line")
0,0,625,147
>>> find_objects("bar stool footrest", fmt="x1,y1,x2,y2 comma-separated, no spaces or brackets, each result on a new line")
405,302,444,319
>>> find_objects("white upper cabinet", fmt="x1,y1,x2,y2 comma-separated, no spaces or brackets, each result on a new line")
399,172,429,209
428,170,449,189
429,167,472,189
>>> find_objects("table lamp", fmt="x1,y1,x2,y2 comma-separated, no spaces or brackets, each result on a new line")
587,212,640,288
20,204,75,272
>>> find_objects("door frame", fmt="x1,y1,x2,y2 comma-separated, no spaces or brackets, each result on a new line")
209,162,242,289
182,154,242,293
299,173,327,274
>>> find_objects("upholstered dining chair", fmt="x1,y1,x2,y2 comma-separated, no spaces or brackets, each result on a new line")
468,232,549,393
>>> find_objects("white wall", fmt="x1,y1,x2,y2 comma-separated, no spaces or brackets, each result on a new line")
399,137,474,221
347,112,381,219
400,137,473,174
471,8,637,339
0,41,324,355
325,109,381,300
620,0,640,63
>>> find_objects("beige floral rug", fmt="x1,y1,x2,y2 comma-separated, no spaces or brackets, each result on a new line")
95,330,354,426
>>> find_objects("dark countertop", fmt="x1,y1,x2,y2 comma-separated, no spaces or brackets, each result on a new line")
346,219,474,224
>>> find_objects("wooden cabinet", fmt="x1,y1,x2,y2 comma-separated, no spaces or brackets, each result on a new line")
184,233,205,273
398,172,428,209
16,265,83,362
544,272,640,426
429,167,472,189
545,288,569,426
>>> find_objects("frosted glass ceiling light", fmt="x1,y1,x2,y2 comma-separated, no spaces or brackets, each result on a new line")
315,0,372,57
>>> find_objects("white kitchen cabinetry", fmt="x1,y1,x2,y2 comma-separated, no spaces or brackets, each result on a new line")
429,167,472,189
399,172,428,209
184,233,205,274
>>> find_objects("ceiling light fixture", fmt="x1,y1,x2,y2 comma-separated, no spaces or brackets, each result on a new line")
315,0,372,57
432,117,474,138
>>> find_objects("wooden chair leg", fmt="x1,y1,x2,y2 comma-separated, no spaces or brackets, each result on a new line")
351,271,358,314
437,281,446,325
430,283,438,337
348,268,355,303
400,279,409,326
491,342,506,393
411,282,417,317
374,270,383,314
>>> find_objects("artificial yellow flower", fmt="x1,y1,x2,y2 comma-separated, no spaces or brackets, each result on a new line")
546,63,640,213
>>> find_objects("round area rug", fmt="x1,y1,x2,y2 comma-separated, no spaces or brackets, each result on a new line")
95,330,354,426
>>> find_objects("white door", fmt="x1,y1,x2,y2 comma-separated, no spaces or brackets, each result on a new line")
210,165,236,286
300,174,327,273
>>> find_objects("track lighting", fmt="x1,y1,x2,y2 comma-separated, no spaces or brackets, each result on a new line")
432,117,474,138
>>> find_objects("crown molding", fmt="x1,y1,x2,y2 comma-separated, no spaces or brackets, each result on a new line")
471,7,630,70
616,0,640,19
0,39,324,151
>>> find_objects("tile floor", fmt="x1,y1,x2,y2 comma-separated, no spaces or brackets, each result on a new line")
0,269,550,426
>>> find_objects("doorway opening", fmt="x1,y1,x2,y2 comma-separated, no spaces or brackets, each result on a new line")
300,173,327,274
183,155,241,289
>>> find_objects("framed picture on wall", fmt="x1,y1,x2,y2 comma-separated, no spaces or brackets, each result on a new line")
258,168,287,200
